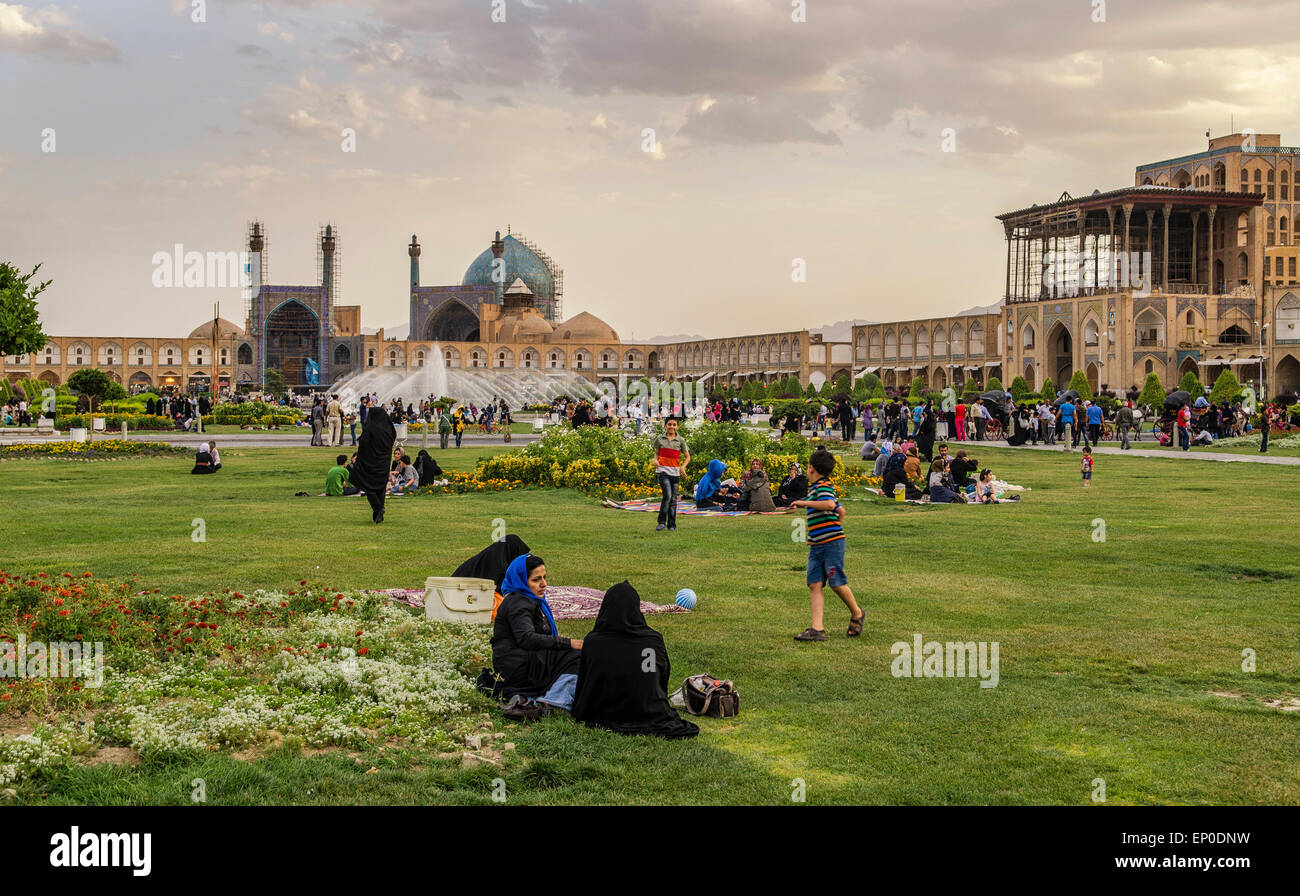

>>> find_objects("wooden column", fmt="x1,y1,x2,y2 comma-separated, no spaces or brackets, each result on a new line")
1106,206,1116,289
1144,208,1155,292
1122,203,1135,290
1162,203,1172,290
1191,210,1199,287
1207,205,1218,293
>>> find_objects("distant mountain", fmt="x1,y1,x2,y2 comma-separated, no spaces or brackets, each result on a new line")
955,302,1002,317
639,333,707,344
813,318,875,342
363,324,410,340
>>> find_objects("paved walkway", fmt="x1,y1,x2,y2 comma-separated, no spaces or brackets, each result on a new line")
0,430,542,449
965,440,1300,465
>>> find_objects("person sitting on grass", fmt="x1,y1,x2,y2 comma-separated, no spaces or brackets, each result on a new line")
881,443,923,500
413,449,443,484
774,462,809,508
927,459,961,504
694,459,739,509
738,458,776,512
570,581,699,739
976,468,996,504
493,554,582,720
388,454,418,494
207,440,222,472
190,442,216,474
326,454,360,496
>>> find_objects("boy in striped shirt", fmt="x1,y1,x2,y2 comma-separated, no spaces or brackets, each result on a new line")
790,449,864,642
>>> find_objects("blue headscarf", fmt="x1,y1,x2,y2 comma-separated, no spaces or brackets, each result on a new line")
694,459,728,501
500,553,557,636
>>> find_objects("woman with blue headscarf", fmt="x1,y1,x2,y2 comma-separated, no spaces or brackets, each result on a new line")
490,553,582,717
693,458,739,509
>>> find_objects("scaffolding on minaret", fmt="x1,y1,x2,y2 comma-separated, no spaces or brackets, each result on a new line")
317,223,341,333
244,220,268,336
512,231,564,321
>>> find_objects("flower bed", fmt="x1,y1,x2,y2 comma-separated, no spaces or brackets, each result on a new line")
209,401,302,426
56,413,176,432
0,440,191,461
0,570,491,786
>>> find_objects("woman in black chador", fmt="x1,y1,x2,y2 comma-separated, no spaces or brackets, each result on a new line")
351,405,396,523
571,581,699,739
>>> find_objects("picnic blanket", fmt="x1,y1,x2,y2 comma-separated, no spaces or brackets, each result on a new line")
372,584,687,619
601,497,787,517
866,487,1022,505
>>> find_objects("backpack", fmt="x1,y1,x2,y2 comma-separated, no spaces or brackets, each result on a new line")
673,674,740,718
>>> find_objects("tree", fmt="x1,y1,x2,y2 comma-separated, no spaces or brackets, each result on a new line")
67,369,125,409
907,376,926,401
265,368,286,395
1040,377,1056,403
1066,369,1093,402
803,381,819,399
1009,376,1029,400
985,375,1004,393
960,379,982,402
1177,370,1206,400
1208,368,1243,405
0,262,51,359
1137,372,1165,410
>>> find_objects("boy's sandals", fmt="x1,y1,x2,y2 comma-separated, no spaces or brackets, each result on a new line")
794,627,827,642
847,613,864,638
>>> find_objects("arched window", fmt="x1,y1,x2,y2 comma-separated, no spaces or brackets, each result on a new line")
855,333,866,362
386,348,401,367
444,348,459,368
1022,323,1035,349
1135,309,1165,346
333,344,350,366
931,326,946,357
522,349,538,369
884,330,897,359
470,349,482,368
574,350,590,370
899,330,913,360
869,331,881,360
915,326,928,359
968,323,984,355
1281,216,1289,246
1145,359,1154,375
1268,216,1276,245
415,350,425,368
367,349,375,368
548,350,565,370
600,351,615,370
1084,319,1099,347
237,343,253,365
495,349,513,369
1277,294,1300,333
1238,251,1250,279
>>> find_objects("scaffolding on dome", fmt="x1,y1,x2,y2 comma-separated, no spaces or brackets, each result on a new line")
513,231,563,321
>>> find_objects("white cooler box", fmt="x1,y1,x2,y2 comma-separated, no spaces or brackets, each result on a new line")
423,576,495,625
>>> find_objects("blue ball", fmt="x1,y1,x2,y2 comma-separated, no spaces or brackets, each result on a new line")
675,588,698,610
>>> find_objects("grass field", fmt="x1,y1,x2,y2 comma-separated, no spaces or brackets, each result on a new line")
2,441,1299,805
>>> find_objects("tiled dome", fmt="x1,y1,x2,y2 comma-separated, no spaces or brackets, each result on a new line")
463,235,555,310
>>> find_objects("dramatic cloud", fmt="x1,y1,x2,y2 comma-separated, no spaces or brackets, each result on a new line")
677,97,840,147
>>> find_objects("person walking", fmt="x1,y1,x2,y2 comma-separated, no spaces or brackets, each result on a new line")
1259,402,1276,453
1117,400,1134,450
438,406,452,450
310,398,326,446
954,399,966,442
1177,401,1191,451
1059,396,1076,452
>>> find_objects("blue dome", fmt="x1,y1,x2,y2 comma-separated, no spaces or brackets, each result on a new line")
462,235,555,313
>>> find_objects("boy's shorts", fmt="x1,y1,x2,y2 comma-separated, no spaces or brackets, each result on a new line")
807,538,848,588
1082,471,1092,480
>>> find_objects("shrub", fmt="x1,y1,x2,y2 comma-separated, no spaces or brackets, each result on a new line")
1137,372,1165,410
1040,377,1056,403
1066,370,1093,403
985,376,1004,393
1178,370,1206,401
1208,368,1243,406
1009,376,1029,400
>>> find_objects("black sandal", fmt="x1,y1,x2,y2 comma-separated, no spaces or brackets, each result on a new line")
794,627,827,642
847,614,864,637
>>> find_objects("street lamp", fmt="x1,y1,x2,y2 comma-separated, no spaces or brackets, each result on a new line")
1259,323,1270,402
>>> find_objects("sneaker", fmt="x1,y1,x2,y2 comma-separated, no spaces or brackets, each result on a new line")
667,525,676,531
656,523,666,531
794,627,827,642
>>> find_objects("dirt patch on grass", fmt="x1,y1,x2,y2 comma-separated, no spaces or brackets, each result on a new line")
84,746,140,766
1263,696,1300,712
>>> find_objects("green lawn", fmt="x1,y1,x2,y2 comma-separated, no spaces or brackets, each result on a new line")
2,442,1299,805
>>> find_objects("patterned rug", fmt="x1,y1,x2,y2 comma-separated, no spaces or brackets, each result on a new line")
601,497,788,517
373,584,687,619
866,487,1022,505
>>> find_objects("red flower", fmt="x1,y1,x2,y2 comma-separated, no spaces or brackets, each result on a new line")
0,694,9,701
355,631,363,637
58,610,70,617
53,598,64,606
183,636,194,644
299,579,308,585
358,647,369,656
317,642,327,649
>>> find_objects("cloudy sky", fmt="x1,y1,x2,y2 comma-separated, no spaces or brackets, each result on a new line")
4,0,1300,341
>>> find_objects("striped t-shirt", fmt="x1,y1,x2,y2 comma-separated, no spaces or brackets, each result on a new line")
806,479,844,544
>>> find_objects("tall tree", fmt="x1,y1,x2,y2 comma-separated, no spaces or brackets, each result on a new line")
1137,372,1165,410
0,262,51,359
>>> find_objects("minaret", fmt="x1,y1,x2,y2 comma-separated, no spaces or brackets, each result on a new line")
409,234,421,291
491,230,505,306
321,224,337,308
320,224,336,385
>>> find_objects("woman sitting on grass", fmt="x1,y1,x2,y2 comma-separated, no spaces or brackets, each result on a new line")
739,458,776,512
694,459,740,509
571,581,698,740
774,462,808,508
492,554,582,720
190,442,216,474
927,459,960,504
